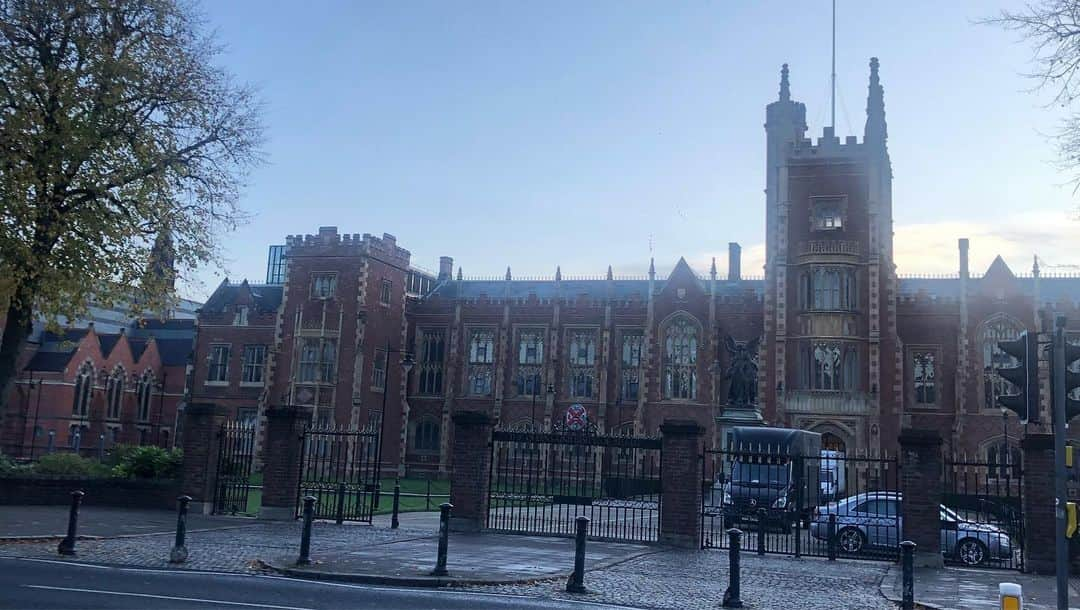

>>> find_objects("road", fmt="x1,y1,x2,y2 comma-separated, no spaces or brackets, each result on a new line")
0,558,624,609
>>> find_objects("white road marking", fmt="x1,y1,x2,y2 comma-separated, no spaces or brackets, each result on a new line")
22,585,315,610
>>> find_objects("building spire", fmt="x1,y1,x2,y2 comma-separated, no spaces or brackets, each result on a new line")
505,266,512,281
555,265,562,283
864,57,887,146
606,265,613,281
779,63,790,102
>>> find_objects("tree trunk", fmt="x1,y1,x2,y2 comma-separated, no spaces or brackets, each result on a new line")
0,285,35,443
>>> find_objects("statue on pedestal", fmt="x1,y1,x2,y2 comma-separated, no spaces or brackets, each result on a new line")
724,336,759,408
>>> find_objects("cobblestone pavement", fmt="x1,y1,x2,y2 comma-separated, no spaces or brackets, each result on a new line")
0,520,436,574
466,549,898,610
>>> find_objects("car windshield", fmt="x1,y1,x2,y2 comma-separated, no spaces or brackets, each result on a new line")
731,461,790,487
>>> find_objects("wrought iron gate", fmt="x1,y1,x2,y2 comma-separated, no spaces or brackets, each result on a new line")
943,457,1024,570
702,447,900,562
213,421,258,516
297,426,380,523
487,424,661,543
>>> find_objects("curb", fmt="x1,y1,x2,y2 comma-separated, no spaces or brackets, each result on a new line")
0,523,262,545
0,535,101,544
877,565,945,610
267,562,567,588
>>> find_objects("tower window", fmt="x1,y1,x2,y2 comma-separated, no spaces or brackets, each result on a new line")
811,197,845,231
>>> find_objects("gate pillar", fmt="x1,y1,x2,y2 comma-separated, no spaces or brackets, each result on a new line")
1021,433,1054,574
660,419,704,548
448,410,494,532
260,406,314,520
180,403,229,515
899,429,943,567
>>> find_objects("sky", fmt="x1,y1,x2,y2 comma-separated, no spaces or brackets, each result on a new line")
184,0,1080,300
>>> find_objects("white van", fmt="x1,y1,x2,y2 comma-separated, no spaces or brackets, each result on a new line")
819,450,846,502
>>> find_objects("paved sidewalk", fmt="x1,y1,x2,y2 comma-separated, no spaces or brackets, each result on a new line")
882,565,1080,610
0,505,244,539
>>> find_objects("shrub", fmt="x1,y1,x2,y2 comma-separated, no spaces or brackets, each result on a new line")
111,445,183,479
33,453,109,477
0,453,18,475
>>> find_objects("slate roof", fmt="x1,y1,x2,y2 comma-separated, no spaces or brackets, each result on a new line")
98,334,120,357
24,351,76,372
155,338,193,366
203,282,284,312
896,275,1080,303
425,278,765,301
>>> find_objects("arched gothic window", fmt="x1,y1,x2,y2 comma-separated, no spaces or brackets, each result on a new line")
799,267,856,311
663,316,698,400
800,343,859,391
106,366,125,419
137,371,154,422
981,317,1023,410
71,362,93,417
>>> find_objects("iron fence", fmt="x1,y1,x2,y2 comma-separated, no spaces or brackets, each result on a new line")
943,458,1024,570
487,426,661,542
702,447,900,562
297,425,380,523
213,421,258,515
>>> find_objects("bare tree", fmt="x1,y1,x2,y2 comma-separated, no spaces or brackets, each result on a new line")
0,0,262,423
985,1,1080,190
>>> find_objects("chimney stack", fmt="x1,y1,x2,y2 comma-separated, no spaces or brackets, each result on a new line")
728,242,742,281
439,256,454,280
958,239,969,278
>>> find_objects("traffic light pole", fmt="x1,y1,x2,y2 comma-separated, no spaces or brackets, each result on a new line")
1053,316,1069,610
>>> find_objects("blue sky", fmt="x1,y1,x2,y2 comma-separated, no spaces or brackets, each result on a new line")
186,0,1079,299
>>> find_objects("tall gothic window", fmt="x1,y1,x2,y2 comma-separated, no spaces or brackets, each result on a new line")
800,343,858,391
418,329,445,396
568,330,597,398
516,329,544,396
71,362,93,417
412,418,441,453
982,317,1022,410
299,338,337,383
913,351,937,404
800,267,857,311
106,366,125,419
137,371,154,422
620,332,643,401
467,329,495,396
663,317,698,400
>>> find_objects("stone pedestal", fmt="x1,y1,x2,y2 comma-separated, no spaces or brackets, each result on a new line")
260,406,313,520
1022,433,1055,574
899,428,943,567
448,410,494,532
180,403,228,515
660,419,705,548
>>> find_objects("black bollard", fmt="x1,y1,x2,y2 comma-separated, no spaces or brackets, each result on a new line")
430,502,453,576
335,482,346,525
57,490,85,556
827,513,837,561
722,528,744,608
297,495,317,566
899,540,916,610
170,495,192,563
566,516,590,593
756,508,766,556
391,481,401,529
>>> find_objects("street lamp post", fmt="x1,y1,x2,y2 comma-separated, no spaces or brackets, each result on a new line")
375,339,414,497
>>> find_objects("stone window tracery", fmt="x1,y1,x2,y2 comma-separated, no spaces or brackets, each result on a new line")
516,329,544,396
568,330,597,398
913,351,936,404
106,366,125,419
467,329,495,396
799,342,859,391
981,317,1022,410
663,317,698,400
71,362,93,417
417,329,445,396
620,332,643,401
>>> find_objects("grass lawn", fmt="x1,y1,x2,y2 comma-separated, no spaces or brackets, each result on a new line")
219,475,450,517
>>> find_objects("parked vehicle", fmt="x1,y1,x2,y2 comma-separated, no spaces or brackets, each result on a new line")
718,427,822,530
819,449,846,503
809,491,1014,566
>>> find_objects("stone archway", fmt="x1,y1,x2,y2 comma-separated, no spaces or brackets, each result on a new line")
821,432,847,452
808,421,854,454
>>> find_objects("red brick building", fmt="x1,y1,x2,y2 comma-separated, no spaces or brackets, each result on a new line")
192,58,1080,477
2,318,194,457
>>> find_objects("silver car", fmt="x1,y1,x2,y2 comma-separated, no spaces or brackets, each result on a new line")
809,491,1014,566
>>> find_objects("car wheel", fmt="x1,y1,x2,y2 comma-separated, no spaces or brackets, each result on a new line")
837,527,866,554
956,538,988,566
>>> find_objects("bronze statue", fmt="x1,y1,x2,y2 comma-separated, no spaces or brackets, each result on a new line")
724,335,759,407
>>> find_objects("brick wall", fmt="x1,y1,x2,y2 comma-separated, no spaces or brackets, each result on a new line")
448,410,492,532
260,406,313,520
1022,433,1055,574
0,476,179,509
659,419,704,548
899,428,943,567
179,402,228,514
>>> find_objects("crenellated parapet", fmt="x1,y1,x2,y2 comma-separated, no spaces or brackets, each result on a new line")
285,226,411,265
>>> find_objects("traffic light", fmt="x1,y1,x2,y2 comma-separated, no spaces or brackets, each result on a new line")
997,331,1039,424
1056,339,1080,422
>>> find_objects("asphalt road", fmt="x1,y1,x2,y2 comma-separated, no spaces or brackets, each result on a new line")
0,558,624,609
